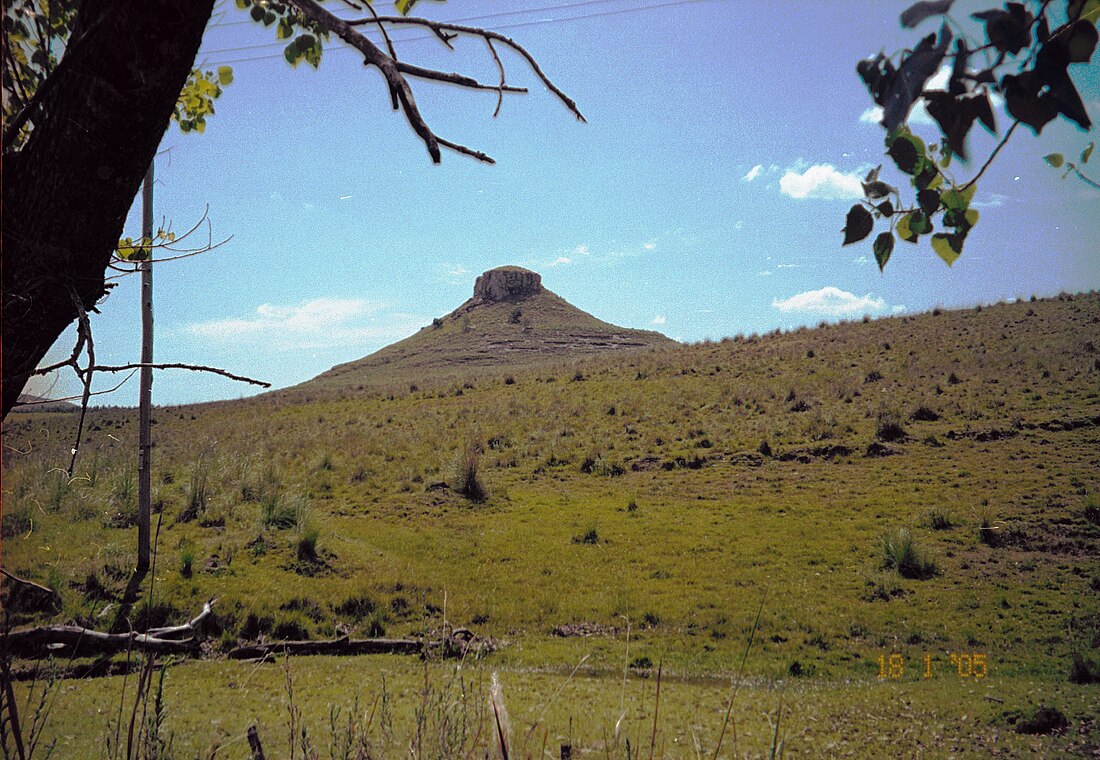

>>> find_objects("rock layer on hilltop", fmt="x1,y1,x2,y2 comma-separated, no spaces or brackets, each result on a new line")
298,266,674,391
472,267,542,303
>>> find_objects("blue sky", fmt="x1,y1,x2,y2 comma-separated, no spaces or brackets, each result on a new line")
26,0,1100,405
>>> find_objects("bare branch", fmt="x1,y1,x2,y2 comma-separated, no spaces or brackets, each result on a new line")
356,15,586,122
961,120,1020,190
486,37,506,118
13,370,138,408
393,60,527,95
91,362,271,388
68,284,95,476
364,0,400,109
436,136,495,164
1,569,59,601
288,0,583,164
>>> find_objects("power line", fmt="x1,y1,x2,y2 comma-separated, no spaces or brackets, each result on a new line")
208,0,613,29
202,0,660,57
204,0,721,65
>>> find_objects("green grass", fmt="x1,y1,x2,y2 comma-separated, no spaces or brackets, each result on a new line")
2,294,1098,750
10,658,1100,758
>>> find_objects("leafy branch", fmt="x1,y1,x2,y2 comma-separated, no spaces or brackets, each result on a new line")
848,0,1098,269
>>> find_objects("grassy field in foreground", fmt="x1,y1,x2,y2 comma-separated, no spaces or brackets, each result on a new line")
2,294,1099,754
12,657,1100,758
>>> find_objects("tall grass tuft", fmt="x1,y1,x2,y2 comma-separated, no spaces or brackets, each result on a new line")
880,528,938,579
452,443,487,502
296,521,320,563
178,461,208,523
261,490,304,530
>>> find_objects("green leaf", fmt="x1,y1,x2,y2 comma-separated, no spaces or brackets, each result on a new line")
941,186,972,211
277,20,293,39
960,182,976,207
909,210,932,235
873,232,894,271
964,209,979,227
396,0,419,15
1082,142,1094,164
842,204,874,245
217,65,233,85
235,0,249,8
888,135,921,174
250,4,264,21
1044,153,1065,168
876,199,895,218
895,212,918,243
1069,0,1100,23
931,233,964,266
917,188,940,215
284,44,300,66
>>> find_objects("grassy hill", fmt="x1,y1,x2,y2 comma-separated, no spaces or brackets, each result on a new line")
2,291,1098,756
293,265,674,396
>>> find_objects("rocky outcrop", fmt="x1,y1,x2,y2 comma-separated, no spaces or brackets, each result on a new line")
472,267,542,303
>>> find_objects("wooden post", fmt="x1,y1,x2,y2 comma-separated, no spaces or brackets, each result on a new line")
136,162,153,572
560,744,572,760
247,724,266,759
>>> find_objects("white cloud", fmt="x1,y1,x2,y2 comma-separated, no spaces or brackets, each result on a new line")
757,270,772,277
891,304,908,313
651,315,667,325
188,298,421,350
776,263,799,269
972,192,1008,208
853,255,871,265
572,244,590,256
742,164,763,182
643,242,656,250
772,287,887,317
779,165,863,200
549,256,571,267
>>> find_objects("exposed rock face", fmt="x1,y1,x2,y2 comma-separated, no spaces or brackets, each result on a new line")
473,267,542,303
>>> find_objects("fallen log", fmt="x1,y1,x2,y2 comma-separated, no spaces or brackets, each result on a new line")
228,628,492,661
2,598,216,658
228,636,423,660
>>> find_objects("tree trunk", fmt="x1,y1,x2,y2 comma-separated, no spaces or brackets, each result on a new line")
1,0,215,419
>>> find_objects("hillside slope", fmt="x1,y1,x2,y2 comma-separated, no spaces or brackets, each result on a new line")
2,293,1097,689
299,266,674,392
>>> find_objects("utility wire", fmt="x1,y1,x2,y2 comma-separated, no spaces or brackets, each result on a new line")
201,0,675,56
204,0,718,66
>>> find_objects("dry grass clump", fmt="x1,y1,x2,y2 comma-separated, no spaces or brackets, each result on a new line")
452,443,488,502
880,528,938,580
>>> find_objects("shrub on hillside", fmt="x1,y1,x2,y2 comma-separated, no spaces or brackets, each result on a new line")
880,528,937,580
1069,652,1100,684
925,508,955,530
875,406,907,442
452,443,487,502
